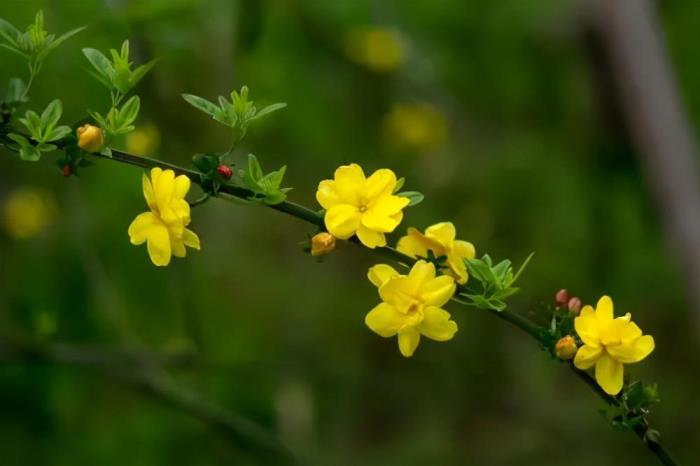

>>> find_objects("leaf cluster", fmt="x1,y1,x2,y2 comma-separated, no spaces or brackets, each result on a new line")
7,99,69,161
603,381,661,431
458,253,533,311
0,11,84,75
540,304,578,356
90,95,140,137
239,154,291,205
182,86,286,140
83,40,156,104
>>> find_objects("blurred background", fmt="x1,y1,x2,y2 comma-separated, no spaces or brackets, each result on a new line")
1,0,699,464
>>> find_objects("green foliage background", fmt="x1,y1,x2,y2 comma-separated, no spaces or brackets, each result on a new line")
1,0,698,464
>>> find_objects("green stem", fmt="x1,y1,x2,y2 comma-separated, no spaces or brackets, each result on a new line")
0,135,679,465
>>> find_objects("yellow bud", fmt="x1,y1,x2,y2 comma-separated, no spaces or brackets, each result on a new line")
311,232,336,257
77,124,104,153
555,335,578,360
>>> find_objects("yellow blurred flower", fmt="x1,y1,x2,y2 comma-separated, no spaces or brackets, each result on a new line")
344,26,406,73
76,124,104,153
316,163,409,249
366,260,457,357
128,168,200,266
397,222,475,284
383,103,447,152
2,188,57,240
126,122,161,155
574,296,655,395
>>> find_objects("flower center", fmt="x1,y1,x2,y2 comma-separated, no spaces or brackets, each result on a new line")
359,205,367,213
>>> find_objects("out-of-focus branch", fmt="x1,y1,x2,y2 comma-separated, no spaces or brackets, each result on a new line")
0,339,296,464
584,0,700,325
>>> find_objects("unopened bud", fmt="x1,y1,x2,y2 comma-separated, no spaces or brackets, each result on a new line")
311,232,336,257
555,335,578,360
77,124,104,153
567,297,582,315
61,165,71,177
216,165,233,179
555,289,569,307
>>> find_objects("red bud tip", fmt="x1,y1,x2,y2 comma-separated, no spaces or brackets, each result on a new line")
216,165,232,179
62,165,72,177
555,289,569,306
567,297,582,314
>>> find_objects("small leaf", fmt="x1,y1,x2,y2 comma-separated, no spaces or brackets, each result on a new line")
182,93,219,117
0,18,20,45
40,99,63,131
247,154,263,180
82,47,114,83
249,102,287,121
5,77,27,103
0,43,29,59
396,191,424,207
129,58,157,88
46,125,71,142
393,177,405,193
39,25,85,58
118,95,140,127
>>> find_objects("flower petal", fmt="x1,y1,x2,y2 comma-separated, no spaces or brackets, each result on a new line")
607,335,655,364
324,204,361,239
368,264,400,288
334,164,365,204
596,295,614,324
128,211,159,245
396,228,430,258
154,169,176,213
316,180,342,210
362,196,409,232
364,168,396,199
418,306,457,341
183,228,200,250
420,276,456,307
145,222,172,266
595,354,624,395
446,256,468,284
171,235,187,258
407,260,436,292
379,277,419,313
575,305,600,347
573,344,603,370
365,302,405,337
142,174,157,210
425,222,456,247
397,329,421,357
453,240,476,260
356,224,386,248
173,175,190,200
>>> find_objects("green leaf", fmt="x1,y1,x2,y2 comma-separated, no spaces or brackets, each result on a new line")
182,93,219,117
129,58,157,88
46,125,71,142
248,154,263,180
40,99,63,131
38,25,85,60
5,77,27,103
0,43,28,59
397,191,424,207
393,177,405,193
0,18,20,45
249,102,287,121
118,95,140,127
83,47,114,83
8,133,41,161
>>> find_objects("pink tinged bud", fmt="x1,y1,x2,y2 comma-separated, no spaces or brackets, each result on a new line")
216,165,232,179
62,165,71,177
567,297,582,315
555,289,569,306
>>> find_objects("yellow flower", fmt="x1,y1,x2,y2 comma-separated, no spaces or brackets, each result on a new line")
383,103,447,151
365,260,457,357
310,232,336,257
344,26,406,73
316,164,409,249
396,222,475,284
2,187,56,240
76,124,104,153
573,296,655,395
128,168,200,266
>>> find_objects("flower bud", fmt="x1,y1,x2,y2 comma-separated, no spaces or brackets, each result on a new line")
77,124,104,153
216,165,233,179
567,297,582,315
555,289,569,307
61,165,71,177
555,335,578,360
311,232,336,257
